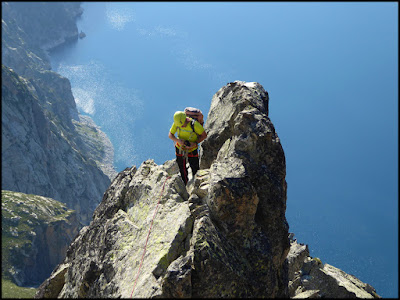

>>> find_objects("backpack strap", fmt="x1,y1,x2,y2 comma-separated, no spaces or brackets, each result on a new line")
176,119,198,141
190,119,200,139
190,119,196,134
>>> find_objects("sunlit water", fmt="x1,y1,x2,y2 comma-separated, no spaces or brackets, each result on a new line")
49,2,398,297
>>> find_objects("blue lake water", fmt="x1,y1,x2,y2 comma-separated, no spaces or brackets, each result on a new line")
49,2,398,297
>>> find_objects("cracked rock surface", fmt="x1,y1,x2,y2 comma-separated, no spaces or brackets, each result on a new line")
35,81,290,298
35,81,380,298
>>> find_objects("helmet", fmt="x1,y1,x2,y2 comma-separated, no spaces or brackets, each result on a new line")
173,111,187,126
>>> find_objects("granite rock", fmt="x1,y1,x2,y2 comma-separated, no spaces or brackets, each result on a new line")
35,81,290,298
287,237,381,298
35,81,380,298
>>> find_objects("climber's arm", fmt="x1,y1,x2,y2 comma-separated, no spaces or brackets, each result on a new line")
169,131,184,147
196,130,207,144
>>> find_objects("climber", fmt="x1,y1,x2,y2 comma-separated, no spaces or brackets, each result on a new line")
168,110,207,185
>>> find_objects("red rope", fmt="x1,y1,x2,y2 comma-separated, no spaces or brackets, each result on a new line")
130,176,171,298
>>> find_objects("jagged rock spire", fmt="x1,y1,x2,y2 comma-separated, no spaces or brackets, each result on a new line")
35,81,380,298
36,81,290,298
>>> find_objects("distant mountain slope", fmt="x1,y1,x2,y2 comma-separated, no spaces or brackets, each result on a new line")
1,65,112,225
2,2,83,52
1,1,117,225
2,190,79,286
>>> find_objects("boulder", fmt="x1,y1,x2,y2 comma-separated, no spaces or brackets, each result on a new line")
286,238,381,298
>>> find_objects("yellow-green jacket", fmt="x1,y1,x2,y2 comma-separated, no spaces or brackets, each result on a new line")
170,119,205,151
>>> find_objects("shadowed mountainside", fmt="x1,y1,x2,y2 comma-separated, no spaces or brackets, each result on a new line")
2,1,116,226
1,1,116,292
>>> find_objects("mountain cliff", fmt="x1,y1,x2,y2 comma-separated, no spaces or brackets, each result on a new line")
1,1,116,293
1,2,116,226
2,65,112,225
35,81,380,298
2,2,83,53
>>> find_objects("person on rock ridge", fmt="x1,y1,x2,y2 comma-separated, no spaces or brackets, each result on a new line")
168,110,207,185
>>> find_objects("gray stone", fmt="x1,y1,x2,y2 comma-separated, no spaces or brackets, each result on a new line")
2,3,113,227
293,289,321,298
35,81,290,298
287,240,381,298
287,240,309,280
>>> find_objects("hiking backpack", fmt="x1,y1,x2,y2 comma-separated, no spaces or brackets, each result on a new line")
184,107,204,126
184,107,204,138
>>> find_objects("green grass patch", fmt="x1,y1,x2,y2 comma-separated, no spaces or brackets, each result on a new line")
1,278,37,299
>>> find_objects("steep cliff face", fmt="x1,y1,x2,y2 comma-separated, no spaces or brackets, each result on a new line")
1,2,116,226
11,2,82,51
2,2,82,71
2,65,111,226
2,2,51,79
35,81,290,298
1,2,78,89
2,190,79,287
1,2,116,292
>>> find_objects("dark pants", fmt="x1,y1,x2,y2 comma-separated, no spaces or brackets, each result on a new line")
175,147,199,185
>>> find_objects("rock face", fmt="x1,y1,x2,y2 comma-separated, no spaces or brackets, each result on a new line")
1,2,117,291
287,237,381,298
1,2,115,226
2,65,112,226
2,2,82,55
35,81,290,298
199,81,288,273
2,190,79,287
34,81,380,298
1,2,82,79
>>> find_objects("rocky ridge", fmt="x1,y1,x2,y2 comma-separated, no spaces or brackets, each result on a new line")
36,80,289,298
35,81,380,298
